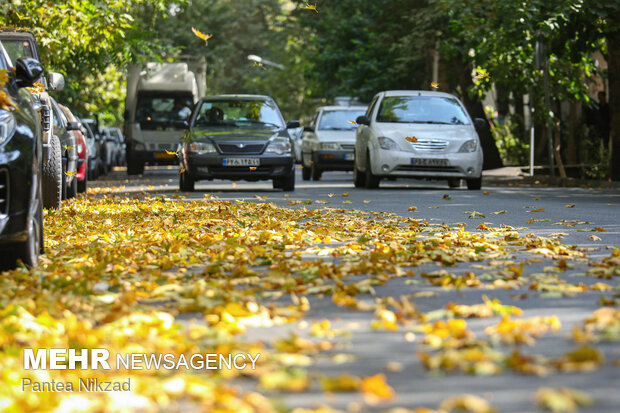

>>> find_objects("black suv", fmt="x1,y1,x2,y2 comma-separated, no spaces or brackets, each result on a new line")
0,42,45,269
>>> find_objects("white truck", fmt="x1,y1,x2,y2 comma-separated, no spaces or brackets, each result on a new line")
124,56,206,175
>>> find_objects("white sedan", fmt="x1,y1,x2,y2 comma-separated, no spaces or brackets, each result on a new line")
354,90,484,190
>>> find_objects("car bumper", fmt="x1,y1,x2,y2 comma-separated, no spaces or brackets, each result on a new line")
371,149,483,178
133,150,179,165
186,154,294,181
314,151,355,171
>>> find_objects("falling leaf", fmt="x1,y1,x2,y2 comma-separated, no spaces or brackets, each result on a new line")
405,136,418,142
179,168,186,174
430,81,439,89
191,27,213,45
348,120,357,125
26,81,45,95
474,70,490,79
302,2,319,13
165,150,178,156
65,170,77,176
483,191,490,195
63,145,74,151
249,167,257,171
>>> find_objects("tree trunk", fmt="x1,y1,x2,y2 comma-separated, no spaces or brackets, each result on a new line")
566,101,580,165
609,28,620,180
451,58,503,170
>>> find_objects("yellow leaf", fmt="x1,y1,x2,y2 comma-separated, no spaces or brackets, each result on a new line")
320,374,361,392
302,2,319,13
405,136,418,142
191,27,213,45
408,206,417,212
361,374,394,402
430,81,439,89
565,204,575,208
536,388,593,412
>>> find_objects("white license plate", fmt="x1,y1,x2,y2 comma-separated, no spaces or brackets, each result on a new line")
411,158,449,166
344,153,355,161
222,158,260,166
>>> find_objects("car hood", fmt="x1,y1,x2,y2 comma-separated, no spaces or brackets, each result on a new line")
315,130,357,142
374,123,476,141
191,126,282,143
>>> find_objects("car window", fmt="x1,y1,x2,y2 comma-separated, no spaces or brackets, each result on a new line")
376,96,470,125
0,46,8,70
194,99,283,128
366,97,379,119
136,93,193,128
2,39,34,64
318,110,366,131
310,111,320,128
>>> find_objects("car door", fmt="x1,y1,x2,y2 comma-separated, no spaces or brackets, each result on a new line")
302,110,320,167
356,96,379,171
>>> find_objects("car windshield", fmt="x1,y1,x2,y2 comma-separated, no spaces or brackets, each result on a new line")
136,93,193,130
2,39,34,64
318,109,366,130
376,96,470,125
194,99,283,128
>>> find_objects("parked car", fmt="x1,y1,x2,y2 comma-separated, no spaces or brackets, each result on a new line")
354,90,484,190
82,118,107,176
78,117,100,181
178,94,299,191
49,98,79,199
0,43,45,269
58,104,88,193
103,127,126,167
288,125,304,164
0,28,65,209
301,105,367,181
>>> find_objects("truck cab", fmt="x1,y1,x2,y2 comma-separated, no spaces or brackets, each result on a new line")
124,57,206,175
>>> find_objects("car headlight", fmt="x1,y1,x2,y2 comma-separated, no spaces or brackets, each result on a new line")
458,139,478,153
189,142,217,154
320,142,340,151
0,110,17,146
265,138,292,155
377,136,400,151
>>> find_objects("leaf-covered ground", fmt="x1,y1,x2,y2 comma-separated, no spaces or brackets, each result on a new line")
0,182,618,412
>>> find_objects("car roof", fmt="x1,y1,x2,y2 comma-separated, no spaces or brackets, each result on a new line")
318,106,367,111
202,94,273,101
379,90,458,99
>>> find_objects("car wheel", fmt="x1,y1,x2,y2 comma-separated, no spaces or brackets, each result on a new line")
16,182,43,267
353,155,366,188
179,169,195,192
127,160,144,176
466,177,482,190
42,134,62,209
302,165,311,181
365,150,380,189
273,169,295,191
448,178,461,188
311,160,322,181
67,173,78,198
77,175,87,194
61,158,68,200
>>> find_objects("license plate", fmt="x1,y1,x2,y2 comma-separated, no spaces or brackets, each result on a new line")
155,152,176,159
411,158,449,166
344,153,355,161
223,158,260,166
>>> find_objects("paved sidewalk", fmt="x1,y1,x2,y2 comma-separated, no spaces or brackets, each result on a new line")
483,167,620,189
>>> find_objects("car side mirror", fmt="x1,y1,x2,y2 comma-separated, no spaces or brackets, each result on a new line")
47,72,65,92
474,118,487,129
286,120,301,129
14,57,44,88
356,115,370,126
66,121,81,131
303,125,314,133
174,120,189,130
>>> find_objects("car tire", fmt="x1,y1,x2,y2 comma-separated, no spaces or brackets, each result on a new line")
448,178,461,188
365,151,380,189
42,134,62,209
127,160,144,176
179,169,195,192
274,169,295,191
16,181,43,268
302,165,311,181
77,175,87,194
466,177,482,190
311,160,322,181
61,158,68,200
67,173,77,199
353,157,366,188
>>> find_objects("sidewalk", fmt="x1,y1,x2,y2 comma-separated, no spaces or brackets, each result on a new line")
482,166,620,189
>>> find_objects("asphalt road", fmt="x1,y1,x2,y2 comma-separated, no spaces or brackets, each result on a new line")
94,166,620,412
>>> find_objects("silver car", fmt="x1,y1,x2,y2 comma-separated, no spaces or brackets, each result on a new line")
354,90,484,190
301,105,367,181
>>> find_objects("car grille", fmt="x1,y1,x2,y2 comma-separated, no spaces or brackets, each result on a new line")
412,140,448,152
394,165,460,173
0,169,8,216
217,143,265,154
340,144,355,151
